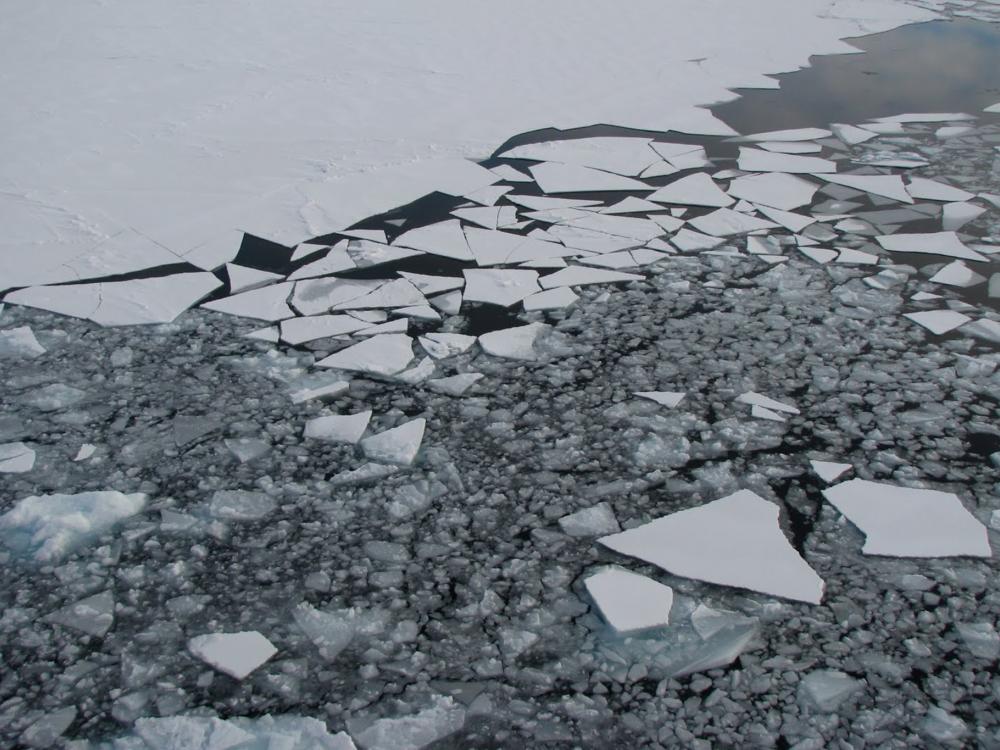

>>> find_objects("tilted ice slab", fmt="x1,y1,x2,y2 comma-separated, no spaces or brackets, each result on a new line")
305,411,372,443
584,566,673,633
876,232,987,262
727,172,819,211
188,631,277,680
8,273,223,326
418,333,477,359
942,202,987,232
360,418,426,466
478,323,550,360
560,502,621,537
316,334,414,376
529,162,649,193
499,137,658,177
523,286,579,311
822,479,991,557
648,173,734,208
0,491,147,562
599,490,825,604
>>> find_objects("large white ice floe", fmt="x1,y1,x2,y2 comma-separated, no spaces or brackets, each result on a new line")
462,269,541,306
187,631,277,680
201,281,295,322
360,418,426,466
876,231,987,262
0,442,36,473
647,173,734,207
499,137,658,176
529,162,648,193
737,147,835,173
584,566,673,634
352,695,466,750
906,177,975,202
316,334,414,376
0,491,147,562
822,479,990,558
942,201,987,232
0,326,46,358
903,310,972,335
7,273,223,326
688,208,777,236
598,490,825,604
727,172,819,210
478,323,550,360
291,278,384,316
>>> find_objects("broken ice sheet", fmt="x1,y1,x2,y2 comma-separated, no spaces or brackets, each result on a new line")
598,490,824,604
500,136,660,176
0,326,46,359
360,418,425,466
462,269,540,307
635,391,685,408
876,232,987,262
929,260,986,288
942,201,987,232
903,310,972,335
280,314,369,345
304,410,372,444
727,172,818,211
478,322,549,360
188,631,277,680
316,333,414,376
647,173,734,208
743,126,831,142
0,491,147,562
418,333,476,359
522,286,579,311
822,479,990,557
46,590,115,637
810,460,851,483
426,372,483,396
334,278,426,310
202,281,295,322
0,442,36,473
687,208,776,237
584,566,673,634
906,177,975,202
392,219,473,261
539,266,642,289
737,147,835,174
398,272,464,296
818,173,913,204
225,263,282,293
736,391,799,415
830,123,878,145
529,161,648,193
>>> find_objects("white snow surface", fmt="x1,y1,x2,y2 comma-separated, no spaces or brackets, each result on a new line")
0,0,941,287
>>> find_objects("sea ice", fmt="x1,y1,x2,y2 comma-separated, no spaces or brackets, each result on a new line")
224,438,270,464
876,232,987,262
74,443,97,462
352,695,466,750
818,174,913,203
903,310,972,335
452,205,518,229
304,411,372,443
523,287,579,311
289,379,350,404
601,196,663,214
360,418,426,466
737,147,835,173
478,323,550,360
418,333,477,359
905,177,975,202
635,391,685,408
462,269,541,307
688,208,777,236
752,405,786,422
798,670,862,712
0,442,35,473
187,631,277,680
955,622,1000,660
757,141,821,154
727,172,819,210
529,162,648,193
744,127,831,142
225,263,283,293
500,137,659,176
831,123,878,145
398,272,464,296
46,590,115,637
559,502,620,537
962,318,1000,344
280,315,370,345
756,205,816,232
127,715,356,750
0,491,147,562
810,460,851,483
0,326,46,358
334,279,426,310
736,391,799,414
670,228,726,251
208,490,276,521
426,373,484,396
19,707,77,748
317,334,414,376
392,219,474,261
584,566,673,633
834,248,878,265
538,267,642,289
647,173,734,207
929,260,986,288
821,479,991,557
942,201,987,231
598,490,825,604
202,281,295,322
347,239,422,268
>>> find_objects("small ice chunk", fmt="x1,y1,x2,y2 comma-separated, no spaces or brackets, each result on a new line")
523,286,579,311
598,490,825,604
46,591,115,637
0,442,35,473
360,418,425,466
462,269,540,307
906,177,975,202
74,443,97,462
962,318,1000,344
478,323,549,360
353,695,466,750
584,566,673,633
419,333,476,359
690,604,755,641
293,602,360,661
330,462,399,486
289,379,350,404
822,479,990,557
876,232,986,262
430,290,462,315
208,490,276,521
539,267,642,289
647,173,734,207
670,228,725,251
727,172,818,211
986,102,1000,114
810,460,851,483
559,502,620,537
876,112,973,123
304,411,372,444
317,334,414,376
0,326,46,359
426,373,484,396
187,631,276,680
393,219,473,261
736,391,799,414
224,438,269,464
799,670,862,712
738,148,835,173
19,707,77,748
202,282,295,322
903,310,972,335
0,491,146,562
922,707,967,743
634,391,685,408
244,325,279,343
955,622,1000,660
752,404,785,422
225,263,283,293
912,292,942,301
831,123,878,145
757,141,821,154
929,260,986,288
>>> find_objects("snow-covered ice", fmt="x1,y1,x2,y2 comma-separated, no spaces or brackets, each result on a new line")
360,418,426,466
478,323,549,360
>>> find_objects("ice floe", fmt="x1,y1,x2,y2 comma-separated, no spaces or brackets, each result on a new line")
304,411,372,443
929,261,986,288
822,479,990,557
426,373,484,396
743,127,831,142
462,269,541,307
0,442,36,473
876,232,987,262
818,173,913,203
46,590,116,638
810,460,852,483
906,177,975,202
727,172,819,211
529,162,648,193
419,333,476,359
188,631,277,680
280,314,369,345
736,391,799,415
317,334,414,376
392,220,473,261
635,391,686,408
360,418,426,466
500,137,658,177
647,173,733,207
584,567,673,634
903,310,972,335
478,323,549,360
0,326,46,359
559,502,620,537
539,267,643,289
522,286,579,311
202,281,295,322
688,208,777,236
352,695,465,750
598,490,825,604
737,147,835,173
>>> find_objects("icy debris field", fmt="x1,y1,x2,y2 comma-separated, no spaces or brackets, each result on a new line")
5,16,1000,750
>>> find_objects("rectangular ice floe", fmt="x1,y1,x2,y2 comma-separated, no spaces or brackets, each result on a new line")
500,137,659,176
584,566,673,634
903,310,972,335
822,479,990,557
598,490,824,604
727,172,819,210
316,333,414,376
876,232,987,262
647,173,734,207
529,162,649,193
737,147,835,173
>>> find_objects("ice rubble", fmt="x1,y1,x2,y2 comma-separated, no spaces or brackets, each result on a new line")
0,491,147,562
822,479,991,557
584,567,674,633
187,631,277,680
598,490,825,604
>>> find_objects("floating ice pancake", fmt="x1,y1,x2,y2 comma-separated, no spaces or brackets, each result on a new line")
280,315,369,345
906,177,975,203
737,148,835,174
522,287,579,311
816,173,913,203
831,123,878,145
810,460,851,483
360,418,425,465
929,261,986,288
942,202,987,232
647,173,734,208
392,219,474,261
743,127,832,142
316,333,414,376
201,281,294,322
598,490,825,604
903,310,972,335
225,264,283,293
188,631,276,680
876,232,987,262
304,411,372,443
529,162,648,193
539,267,643,289
736,391,799,414
635,391,685,408
0,442,36,473
584,567,673,634
688,208,777,236
478,323,549,360
500,137,659,177
288,244,355,280
462,269,540,307
0,326,46,359
9,273,223,327
727,173,818,211
419,333,477,359
822,479,990,558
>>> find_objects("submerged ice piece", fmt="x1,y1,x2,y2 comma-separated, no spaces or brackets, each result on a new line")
584,566,673,633
187,631,277,680
821,479,990,557
598,490,824,604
